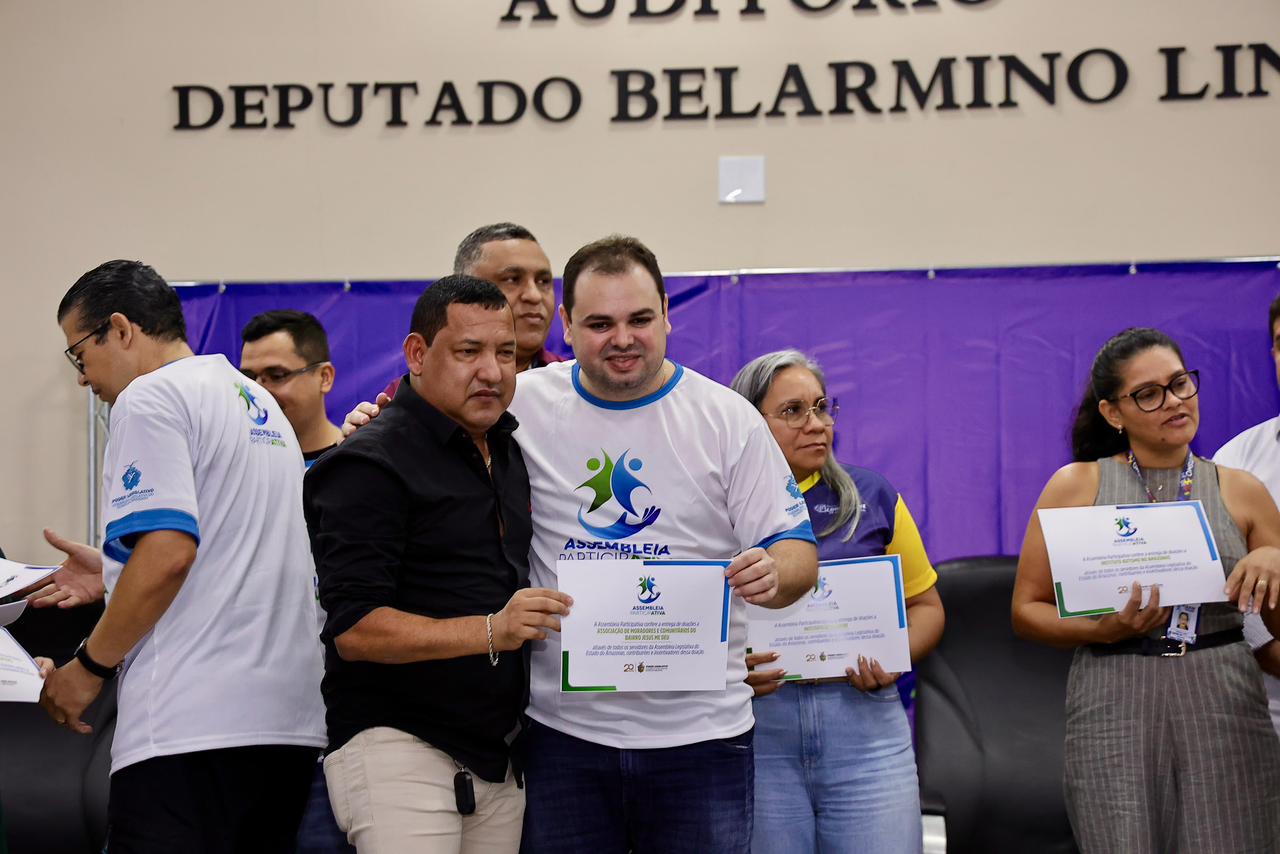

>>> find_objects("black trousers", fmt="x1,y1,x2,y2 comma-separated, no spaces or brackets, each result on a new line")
107,744,318,854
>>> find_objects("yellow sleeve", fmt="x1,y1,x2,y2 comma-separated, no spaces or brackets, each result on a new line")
886,496,937,599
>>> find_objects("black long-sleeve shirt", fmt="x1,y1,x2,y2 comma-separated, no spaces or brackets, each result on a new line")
303,377,532,782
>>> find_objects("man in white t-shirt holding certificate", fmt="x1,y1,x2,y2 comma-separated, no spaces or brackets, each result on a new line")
37,261,326,853
513,236,818,854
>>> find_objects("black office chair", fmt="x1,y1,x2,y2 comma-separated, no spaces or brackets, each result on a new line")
915,556,1079,854
0,586,113,854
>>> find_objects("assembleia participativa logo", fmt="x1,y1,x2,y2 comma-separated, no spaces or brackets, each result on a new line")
573,449,661,540
1114,517,1138,538
637,575,661,604
811,576,833,600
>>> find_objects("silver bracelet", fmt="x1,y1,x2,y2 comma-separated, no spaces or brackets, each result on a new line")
485,613,499,666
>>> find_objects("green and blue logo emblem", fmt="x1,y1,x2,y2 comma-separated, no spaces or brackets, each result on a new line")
1115,517,1137,538
575,449,661,540
236,382,269,426
637,576,661,604
811,576,832,600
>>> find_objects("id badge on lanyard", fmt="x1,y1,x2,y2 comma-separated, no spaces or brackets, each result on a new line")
1165,604,1200,644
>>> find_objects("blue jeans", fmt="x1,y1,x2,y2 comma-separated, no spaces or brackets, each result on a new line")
520,719,754,854
296,761,355,854
752,683,922,854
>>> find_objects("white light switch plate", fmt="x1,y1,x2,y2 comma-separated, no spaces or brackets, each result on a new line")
718,155,766,204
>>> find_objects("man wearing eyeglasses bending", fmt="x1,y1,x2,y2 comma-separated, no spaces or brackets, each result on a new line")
241,311,344,469
42,260,326,854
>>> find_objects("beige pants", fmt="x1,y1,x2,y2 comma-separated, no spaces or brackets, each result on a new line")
324,727,524,854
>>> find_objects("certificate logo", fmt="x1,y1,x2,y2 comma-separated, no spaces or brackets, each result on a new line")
122,462,142,491
235,382,269,426
574,449,661,540
637,575,662,604
1114,517,1138,538
811,576,833,600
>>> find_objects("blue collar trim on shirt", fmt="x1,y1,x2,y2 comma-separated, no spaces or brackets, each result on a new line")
571,362,685,410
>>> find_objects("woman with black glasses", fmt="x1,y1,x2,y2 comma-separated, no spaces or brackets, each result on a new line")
1012,327,1280,852
732,350,944,854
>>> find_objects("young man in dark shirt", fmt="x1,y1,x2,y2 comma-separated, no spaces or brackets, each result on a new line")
304,275,571,853
240,310,344,469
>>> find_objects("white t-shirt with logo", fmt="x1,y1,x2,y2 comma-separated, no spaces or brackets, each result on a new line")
510,361,815,749
101,354,326,773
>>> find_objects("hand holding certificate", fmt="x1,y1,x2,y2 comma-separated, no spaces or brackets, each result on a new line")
558,559,730,692
0,628,44,703
746,556,911,681
1039,501,1228,618
0,559,59,603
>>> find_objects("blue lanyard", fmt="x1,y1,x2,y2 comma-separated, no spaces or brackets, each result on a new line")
1126,450,1194,503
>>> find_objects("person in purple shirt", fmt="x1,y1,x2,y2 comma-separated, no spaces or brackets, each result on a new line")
732,349,945,854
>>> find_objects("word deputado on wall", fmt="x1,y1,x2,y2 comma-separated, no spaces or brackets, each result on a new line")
172,0,1279,131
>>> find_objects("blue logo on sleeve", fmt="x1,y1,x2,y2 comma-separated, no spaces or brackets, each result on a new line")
122,462,142,491
235,382,269,426
786,475,803,500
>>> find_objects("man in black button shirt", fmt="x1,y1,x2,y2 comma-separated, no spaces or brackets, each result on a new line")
303,275,572,854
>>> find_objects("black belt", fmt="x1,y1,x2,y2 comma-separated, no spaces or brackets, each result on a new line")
1089,628,1244,658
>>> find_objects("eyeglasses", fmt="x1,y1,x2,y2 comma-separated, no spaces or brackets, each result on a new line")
63,321,112,375
767,397,839,429
240,361,326,386
1114,370,1200,413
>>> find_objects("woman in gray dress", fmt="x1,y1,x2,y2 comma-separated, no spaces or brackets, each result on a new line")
1012,327,1280,853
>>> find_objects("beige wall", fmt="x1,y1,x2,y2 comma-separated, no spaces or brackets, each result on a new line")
1,0,1277,560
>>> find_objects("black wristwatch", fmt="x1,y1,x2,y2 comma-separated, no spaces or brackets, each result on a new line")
74,638,120,680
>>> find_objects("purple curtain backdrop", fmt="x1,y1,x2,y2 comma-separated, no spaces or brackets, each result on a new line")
177,261,1280,562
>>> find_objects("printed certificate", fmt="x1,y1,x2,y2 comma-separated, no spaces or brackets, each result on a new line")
0,560,58,603
0,628,43,703
559,559,730,692
1039,501,1228,618
746,555,911,679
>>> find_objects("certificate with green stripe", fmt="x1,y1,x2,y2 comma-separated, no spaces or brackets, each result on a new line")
559,559,731,693
1039,501,1228,618
745,555,910,680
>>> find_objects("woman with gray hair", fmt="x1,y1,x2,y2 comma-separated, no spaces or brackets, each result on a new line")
731,349,945,854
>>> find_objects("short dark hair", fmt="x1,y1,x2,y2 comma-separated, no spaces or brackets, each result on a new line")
561,235,665,319
453,223,538,275
1268,293,1280,340
1070,327,1186,462
57,260,187,343
241,310,331,364
410,274,510,345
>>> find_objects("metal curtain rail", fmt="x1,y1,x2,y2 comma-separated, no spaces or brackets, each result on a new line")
163,255,1280,288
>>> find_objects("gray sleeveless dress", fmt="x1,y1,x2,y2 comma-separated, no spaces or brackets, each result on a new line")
1063,456,1280,853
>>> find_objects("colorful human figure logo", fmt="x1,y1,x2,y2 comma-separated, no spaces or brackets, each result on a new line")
236,382,269,426
575,449,661,540
637,576,661,604
1115,517,1137,538
811,576,832,600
